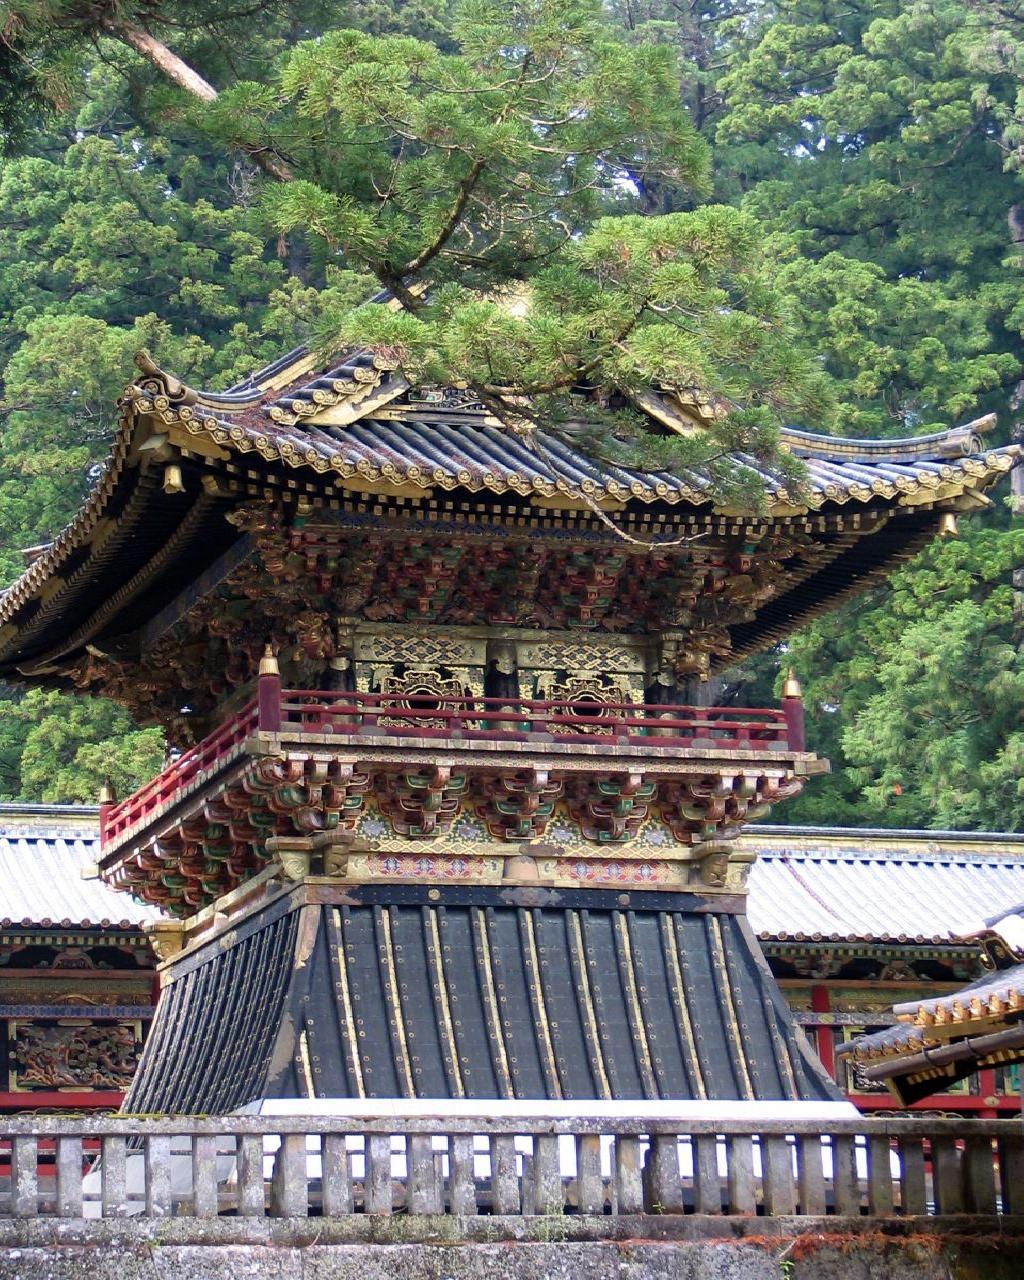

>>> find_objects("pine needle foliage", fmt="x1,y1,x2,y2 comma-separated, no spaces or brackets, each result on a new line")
200,0,832,484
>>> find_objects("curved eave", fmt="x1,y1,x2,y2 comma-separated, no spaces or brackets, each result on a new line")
0,387,1017,676
144,395,1020,513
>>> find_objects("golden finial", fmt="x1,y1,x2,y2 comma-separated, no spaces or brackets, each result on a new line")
98,779,116,804
937,511,959,539
259,644,280,677
781,668,802,699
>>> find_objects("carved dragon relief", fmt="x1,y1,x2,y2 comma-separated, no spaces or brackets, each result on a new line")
11,1020,141,1090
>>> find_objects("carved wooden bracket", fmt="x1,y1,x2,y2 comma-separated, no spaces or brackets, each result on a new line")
566,773,656,843
475,769,563,840
377,766,468,837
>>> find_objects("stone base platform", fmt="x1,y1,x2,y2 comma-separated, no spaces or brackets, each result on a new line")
0,1217,1021,1280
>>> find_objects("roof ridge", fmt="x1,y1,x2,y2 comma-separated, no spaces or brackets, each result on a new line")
753,847,1024,865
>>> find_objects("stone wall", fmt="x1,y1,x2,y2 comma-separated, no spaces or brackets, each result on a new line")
0,1218,1021,1280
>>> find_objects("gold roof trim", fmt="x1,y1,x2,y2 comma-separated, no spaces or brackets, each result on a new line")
160,409,1017,516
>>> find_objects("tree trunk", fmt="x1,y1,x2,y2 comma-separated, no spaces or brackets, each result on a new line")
111,22,293,182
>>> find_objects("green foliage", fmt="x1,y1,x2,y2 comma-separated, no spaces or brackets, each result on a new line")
0,31,375,801
0,688,164,802
777,515,1024,830
200,0,832,472
700,0,1024,830
713,0,1024,435
0,0,1022,827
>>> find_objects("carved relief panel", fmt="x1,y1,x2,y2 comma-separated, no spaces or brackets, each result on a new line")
9,1019,143,1091
353,628,486,708
519,636,647,709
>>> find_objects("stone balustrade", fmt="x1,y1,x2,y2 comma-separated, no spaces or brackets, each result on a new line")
0,1112,1020,1222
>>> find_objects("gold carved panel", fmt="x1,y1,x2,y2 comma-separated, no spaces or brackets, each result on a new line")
9,1018,142,1091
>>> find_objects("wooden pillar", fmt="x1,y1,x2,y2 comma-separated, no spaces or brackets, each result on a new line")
810,983,836,1080
781,669,805,752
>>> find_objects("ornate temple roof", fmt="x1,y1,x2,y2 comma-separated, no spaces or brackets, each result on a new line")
0,347,1016,690
125,348,1012,510
0,805,156,929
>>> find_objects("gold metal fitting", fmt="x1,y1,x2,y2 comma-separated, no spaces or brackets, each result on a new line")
162,463,185,495
98,779,117,804
781,668,802,699
258,644,280,677
937,511,959,539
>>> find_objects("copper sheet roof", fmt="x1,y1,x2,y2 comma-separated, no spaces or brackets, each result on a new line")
124,891,838,1109
0,806,157,929
743,827,1024,945
159,393,1017,511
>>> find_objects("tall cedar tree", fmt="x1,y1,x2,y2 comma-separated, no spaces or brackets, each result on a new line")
1,0,1022,826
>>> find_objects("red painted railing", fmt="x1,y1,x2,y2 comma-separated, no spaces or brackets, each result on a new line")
101,683,802,849
276,690,791,747
101,701,260,846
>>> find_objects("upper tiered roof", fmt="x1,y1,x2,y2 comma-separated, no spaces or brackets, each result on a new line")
0,345,1016,703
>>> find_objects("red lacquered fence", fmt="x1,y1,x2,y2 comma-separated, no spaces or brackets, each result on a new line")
101,678,805,847
101,701,260,845
273,690,792,748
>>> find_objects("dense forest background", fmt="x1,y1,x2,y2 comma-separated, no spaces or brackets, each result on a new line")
1,0,1023,828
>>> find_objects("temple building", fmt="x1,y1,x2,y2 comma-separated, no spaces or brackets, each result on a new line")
0,345,1016,1113
2,803,1022,1114
0,805,156,1111
747,826,1024,1115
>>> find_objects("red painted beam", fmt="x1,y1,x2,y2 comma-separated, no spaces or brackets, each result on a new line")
0,1090,123,1111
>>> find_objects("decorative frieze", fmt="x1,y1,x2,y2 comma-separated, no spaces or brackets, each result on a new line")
9,1019,141,1091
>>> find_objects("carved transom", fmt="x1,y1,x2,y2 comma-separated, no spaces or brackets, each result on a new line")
533,673,635,735
377,668,470,730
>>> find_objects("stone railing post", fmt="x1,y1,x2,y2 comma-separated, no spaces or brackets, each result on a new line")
0,1112,1014,1226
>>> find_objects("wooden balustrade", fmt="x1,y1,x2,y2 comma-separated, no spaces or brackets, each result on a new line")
0,1114,1018,1221
100,689,799,851
102,700,260,844
274,690,792,748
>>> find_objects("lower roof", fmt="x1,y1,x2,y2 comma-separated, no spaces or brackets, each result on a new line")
124,890,837,1110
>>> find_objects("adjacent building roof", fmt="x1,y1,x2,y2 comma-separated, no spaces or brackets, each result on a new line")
742,826,1024,945
839,907,1024,1104
0,805,157,929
